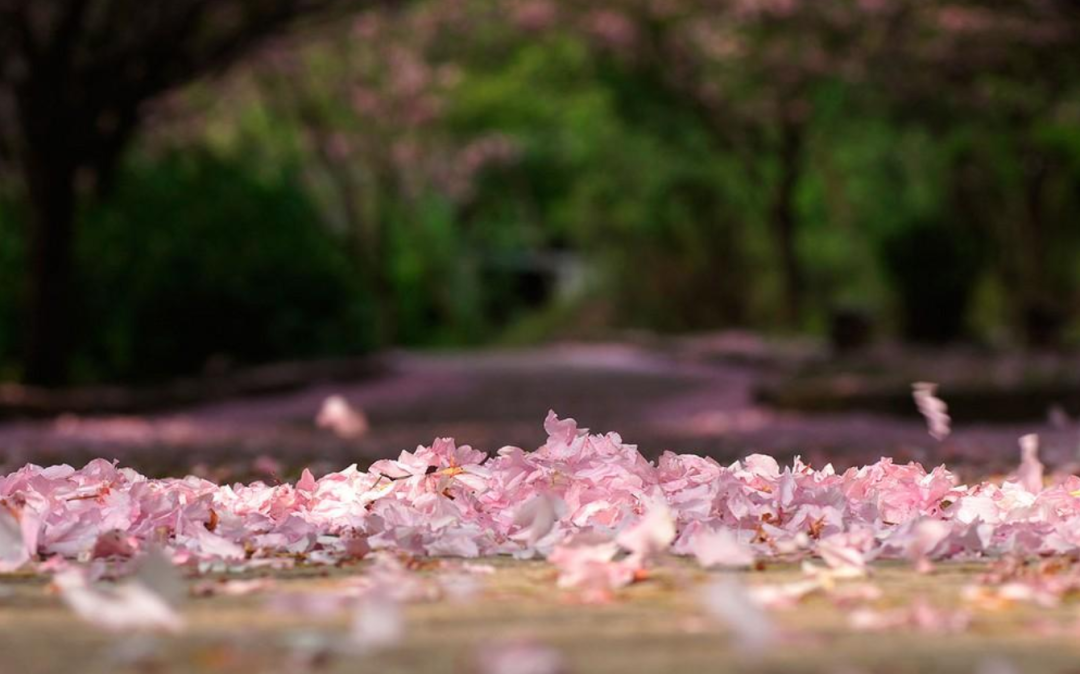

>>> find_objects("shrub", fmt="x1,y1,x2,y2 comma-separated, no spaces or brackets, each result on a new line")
67,152,374,382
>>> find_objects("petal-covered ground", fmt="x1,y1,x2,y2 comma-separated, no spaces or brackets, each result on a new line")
4,410,1080,672
3,411,1076,574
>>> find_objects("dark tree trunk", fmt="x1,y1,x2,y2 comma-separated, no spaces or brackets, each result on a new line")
1019,147,1063,348
771,119,805,327
17,77,79,386
22,153,77,386
2,0,357,385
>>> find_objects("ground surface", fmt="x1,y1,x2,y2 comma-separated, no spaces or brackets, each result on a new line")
4,336,1080,674
2,559,1079,674
0,336,1077,480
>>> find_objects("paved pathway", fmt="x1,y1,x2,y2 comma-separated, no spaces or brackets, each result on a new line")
0,339,1075,479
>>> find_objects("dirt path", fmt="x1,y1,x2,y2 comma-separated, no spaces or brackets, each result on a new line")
0,339,1075,479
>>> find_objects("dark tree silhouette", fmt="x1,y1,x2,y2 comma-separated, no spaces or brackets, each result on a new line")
0,0,368,385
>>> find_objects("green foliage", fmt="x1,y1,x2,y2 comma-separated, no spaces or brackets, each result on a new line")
386,194,487,346
70,152,373,382
446,36,774,332
181,6,1080,348
9,1,1080,385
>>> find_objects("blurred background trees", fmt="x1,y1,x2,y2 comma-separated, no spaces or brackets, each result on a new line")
0,0,367,384
1,0,1079,386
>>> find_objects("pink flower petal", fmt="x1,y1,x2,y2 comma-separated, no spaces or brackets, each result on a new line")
1016,434,1044,494
689,527,755,568
912,382,951,441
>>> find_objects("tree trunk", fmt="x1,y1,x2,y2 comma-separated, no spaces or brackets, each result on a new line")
20,128,78,386
1019,146,1062,348
771,119,805,327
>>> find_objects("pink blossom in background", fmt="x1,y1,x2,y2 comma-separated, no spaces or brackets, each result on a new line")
511,0,559,32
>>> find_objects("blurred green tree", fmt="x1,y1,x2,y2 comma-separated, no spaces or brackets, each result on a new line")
0,0,374,385
75,152,372,381
874,0,1080,344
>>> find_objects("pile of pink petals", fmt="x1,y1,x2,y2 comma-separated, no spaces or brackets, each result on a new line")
1,412,1076,591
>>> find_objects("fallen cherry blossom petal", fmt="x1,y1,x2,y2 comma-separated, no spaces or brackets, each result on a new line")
817,534,868,577
477,640,567,674
0,412,1079,578
702,578,776,651
511,493,566,549
438,570,483,602
849,598,969,633
0,506,29,572
91,529,138,559
266,590,354,617
912,382,951,441
904,519,952,574
827,582,883,606
689,527,755,569
615,500,676,565
134,546,187,607
548,533,633,601
349,591,403,653
54,566,184,633
747,578,823,609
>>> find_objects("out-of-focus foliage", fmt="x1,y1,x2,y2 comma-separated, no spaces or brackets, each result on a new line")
3,0,1080,383
0,0,369,385
0,154,372,383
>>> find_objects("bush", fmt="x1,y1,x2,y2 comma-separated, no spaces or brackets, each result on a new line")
66,152,374,382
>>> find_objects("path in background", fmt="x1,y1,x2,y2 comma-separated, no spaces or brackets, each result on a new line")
0,335,1075,478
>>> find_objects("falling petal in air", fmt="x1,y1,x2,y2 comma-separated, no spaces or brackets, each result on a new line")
1017,434,1044,495
912,382,951,441
316,395,370,439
